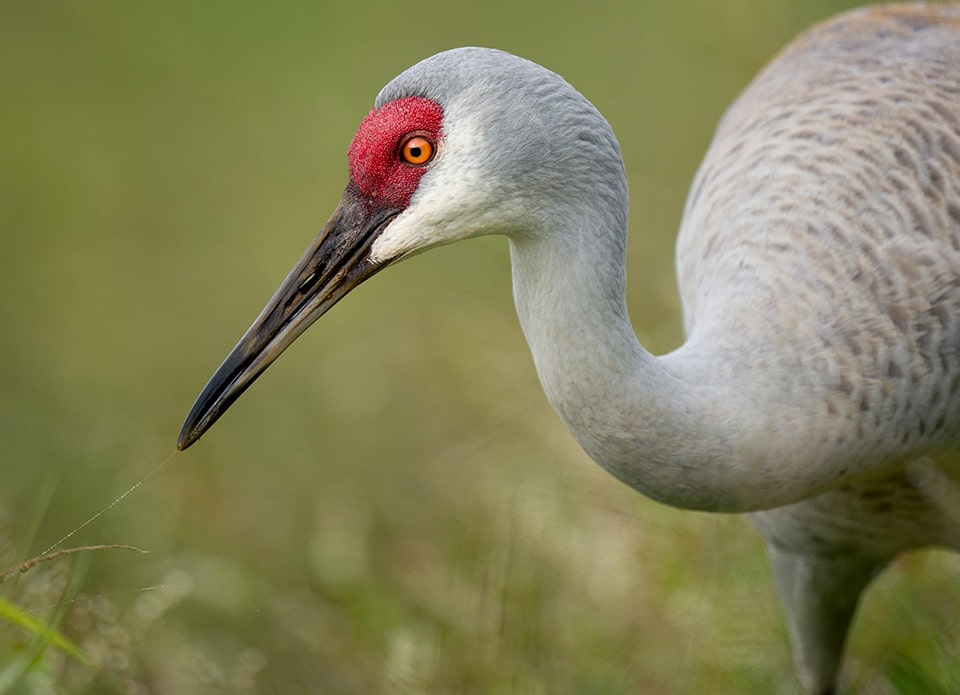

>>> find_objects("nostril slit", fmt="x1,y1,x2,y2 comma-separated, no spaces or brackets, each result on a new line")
299,271,317,292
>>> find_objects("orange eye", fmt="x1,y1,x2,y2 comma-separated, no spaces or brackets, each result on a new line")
400,135,435,165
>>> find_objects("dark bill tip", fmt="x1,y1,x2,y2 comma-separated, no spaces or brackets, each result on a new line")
177,187,401,450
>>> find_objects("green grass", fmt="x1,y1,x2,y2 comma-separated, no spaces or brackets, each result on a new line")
2,0,960,692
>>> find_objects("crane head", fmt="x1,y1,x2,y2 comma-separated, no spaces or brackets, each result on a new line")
178,47,626,450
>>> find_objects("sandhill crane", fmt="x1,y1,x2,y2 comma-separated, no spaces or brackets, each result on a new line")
178,5,960,693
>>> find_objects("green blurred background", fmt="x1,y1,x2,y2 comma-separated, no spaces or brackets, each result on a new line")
2,1,959,692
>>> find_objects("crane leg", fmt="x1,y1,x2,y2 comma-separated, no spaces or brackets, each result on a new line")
767,547,885,695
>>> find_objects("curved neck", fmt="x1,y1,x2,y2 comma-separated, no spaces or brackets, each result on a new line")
508,223,746,512
510,185,860,512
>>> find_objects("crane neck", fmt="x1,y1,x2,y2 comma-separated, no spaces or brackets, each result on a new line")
507,215,745,512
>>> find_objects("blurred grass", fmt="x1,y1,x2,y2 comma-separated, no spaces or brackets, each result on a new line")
2,0,959,692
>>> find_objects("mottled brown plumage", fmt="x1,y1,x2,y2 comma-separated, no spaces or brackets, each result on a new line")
678,5,960,691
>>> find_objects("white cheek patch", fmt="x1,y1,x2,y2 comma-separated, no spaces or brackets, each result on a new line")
369,114,508,263
370,174,483,262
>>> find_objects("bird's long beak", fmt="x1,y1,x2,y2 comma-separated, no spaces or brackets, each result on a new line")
178,185,401,450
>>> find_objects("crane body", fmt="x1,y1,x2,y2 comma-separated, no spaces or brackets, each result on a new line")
179,5,960,693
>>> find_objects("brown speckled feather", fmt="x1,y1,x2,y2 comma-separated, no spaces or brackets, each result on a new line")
676,5,960,691
680,5,960,460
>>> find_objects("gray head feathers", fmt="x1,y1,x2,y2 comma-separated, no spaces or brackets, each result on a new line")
376,48,629,238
